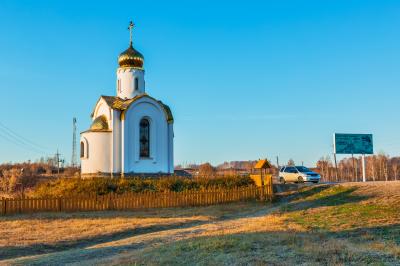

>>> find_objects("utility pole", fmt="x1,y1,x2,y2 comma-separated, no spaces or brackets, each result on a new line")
55,150,61,175
71,118,77,167
276,156,280,178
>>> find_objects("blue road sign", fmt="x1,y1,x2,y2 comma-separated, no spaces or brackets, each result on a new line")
334,133,373,154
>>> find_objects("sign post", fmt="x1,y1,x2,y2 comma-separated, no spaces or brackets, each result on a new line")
333,152,338,181
334,133,373,182
362,154,366,182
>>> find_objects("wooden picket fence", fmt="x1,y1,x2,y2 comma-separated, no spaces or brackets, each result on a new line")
0,185,273,215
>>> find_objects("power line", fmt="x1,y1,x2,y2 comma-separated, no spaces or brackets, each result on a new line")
0,121,51,152
0,130,47,155
0,129,47,154
0,121,54,156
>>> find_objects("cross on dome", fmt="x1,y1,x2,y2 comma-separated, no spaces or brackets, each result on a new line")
128,21,135,46
118,20,144,69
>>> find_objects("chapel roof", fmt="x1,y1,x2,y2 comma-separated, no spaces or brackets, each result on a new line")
118,44,144,69
93,94,174,124
90,115,109,131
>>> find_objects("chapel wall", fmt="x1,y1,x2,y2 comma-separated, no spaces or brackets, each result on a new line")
94,101,112,122
123,98,172,174
80,132,112,174
116,68,145,99
112,109,121,173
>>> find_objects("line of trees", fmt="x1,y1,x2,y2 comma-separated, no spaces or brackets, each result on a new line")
316,153,400,182
0,157,79,195
2,153,399,196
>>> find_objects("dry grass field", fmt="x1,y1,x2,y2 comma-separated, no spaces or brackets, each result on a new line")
1,181,400,265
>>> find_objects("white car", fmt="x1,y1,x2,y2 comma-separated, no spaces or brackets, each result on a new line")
279,166,321,184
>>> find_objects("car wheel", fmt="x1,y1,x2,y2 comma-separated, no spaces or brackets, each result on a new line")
297,176,304,183
279,177,286,184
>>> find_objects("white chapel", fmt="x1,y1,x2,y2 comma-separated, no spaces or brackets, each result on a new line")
80,22,174,176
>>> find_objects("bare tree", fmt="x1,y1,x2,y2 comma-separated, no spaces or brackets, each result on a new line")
316,156,333,181
315,153,400,182
198,163,216,178
391,163,398,181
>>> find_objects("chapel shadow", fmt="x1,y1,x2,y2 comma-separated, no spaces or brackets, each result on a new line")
99,223,399,265
277,185,369,213
17,223,397,266
0,218,209,260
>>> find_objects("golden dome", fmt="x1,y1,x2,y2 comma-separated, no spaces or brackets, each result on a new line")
90,115,109,131
118,44,144,69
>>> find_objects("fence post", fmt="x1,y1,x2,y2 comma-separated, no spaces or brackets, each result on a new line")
58,198,62,212
109,192,114,210
267,174,273,202
18,197,22,214
3,198,7,215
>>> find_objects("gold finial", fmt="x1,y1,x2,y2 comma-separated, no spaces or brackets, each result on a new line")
128,21,135,46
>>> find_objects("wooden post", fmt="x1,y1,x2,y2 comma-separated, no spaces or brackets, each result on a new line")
267,174,273,201
352,154,356,181
260,169,265,201
333,152,339,182
58,198,62,212
109,192,114,210
3,198,7,215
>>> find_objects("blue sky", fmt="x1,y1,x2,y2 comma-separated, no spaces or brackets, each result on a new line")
0,0,399,166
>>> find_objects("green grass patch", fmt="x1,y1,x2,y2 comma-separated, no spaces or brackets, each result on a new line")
280,185,400,235
134,232,399,265
287,203,399,231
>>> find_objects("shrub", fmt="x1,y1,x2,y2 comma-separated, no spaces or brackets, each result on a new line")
0,169,21,192
31,175,255,198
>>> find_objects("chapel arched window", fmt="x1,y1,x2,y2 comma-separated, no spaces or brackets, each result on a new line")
139,118,150,158
80,141,85,158
134,77,139,91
